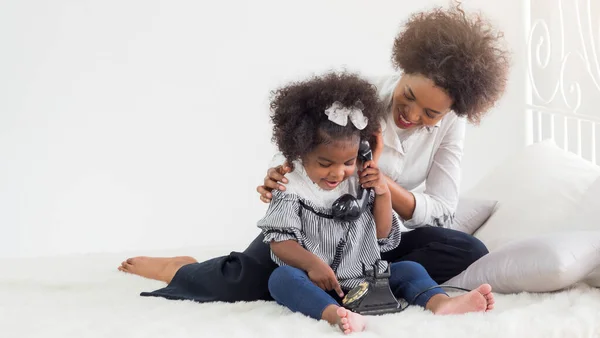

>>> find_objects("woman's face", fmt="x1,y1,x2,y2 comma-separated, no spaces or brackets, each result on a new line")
391,73,454,129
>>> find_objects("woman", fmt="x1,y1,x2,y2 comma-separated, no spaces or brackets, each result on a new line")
119,4,510,303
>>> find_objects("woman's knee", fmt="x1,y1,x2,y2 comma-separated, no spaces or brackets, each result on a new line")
454,231,489,263
420,227,489,263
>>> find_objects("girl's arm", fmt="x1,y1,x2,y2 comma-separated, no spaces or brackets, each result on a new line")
359,161,393,239
270,240,322,271
372,191,393,239
270,240,344,297
256,190,343,296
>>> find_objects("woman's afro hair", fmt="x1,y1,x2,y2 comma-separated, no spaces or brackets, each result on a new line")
392,3,511,123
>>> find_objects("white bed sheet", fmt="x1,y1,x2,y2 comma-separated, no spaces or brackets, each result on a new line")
2,247,600,338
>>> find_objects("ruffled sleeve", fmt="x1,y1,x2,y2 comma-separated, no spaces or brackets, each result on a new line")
257,190,304,246
378,210,402,252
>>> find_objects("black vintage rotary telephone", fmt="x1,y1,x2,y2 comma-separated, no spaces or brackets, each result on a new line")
330,139,373,222
341,261,473,316
342,261,402,316
332,140,409,315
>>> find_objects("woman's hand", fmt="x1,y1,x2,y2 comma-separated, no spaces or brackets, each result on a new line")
306,260,344,297
256,163,292,203
369,130,384,164
359,160,389,196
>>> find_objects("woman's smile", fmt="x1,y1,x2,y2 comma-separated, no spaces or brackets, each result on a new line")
395,106,416,128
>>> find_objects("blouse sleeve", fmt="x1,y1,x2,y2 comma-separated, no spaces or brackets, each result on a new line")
269,152,286,168
403,117,465,229
378,209,403,253
256,191,303,245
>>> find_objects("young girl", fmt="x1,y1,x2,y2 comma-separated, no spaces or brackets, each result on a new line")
258,71,494,334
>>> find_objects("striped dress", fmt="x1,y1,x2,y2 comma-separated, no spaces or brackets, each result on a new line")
257,163,402,290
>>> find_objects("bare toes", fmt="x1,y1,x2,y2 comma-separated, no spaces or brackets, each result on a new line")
336,307,348,318
484,292,495,309
476,283,492,295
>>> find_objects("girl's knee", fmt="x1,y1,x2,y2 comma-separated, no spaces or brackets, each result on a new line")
268,265,303,294
391,261,427,276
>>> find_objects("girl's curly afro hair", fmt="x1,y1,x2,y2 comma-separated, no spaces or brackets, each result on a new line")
392,3,510,123
269,71,385,164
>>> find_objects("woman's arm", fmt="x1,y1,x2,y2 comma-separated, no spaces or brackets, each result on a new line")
384,176,416,220
371,130,417,220
257,152,291,203
385,117,465,228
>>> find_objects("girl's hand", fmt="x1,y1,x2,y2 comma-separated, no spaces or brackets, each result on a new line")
307,261,344,298
256,162,292,203
359,160,389,196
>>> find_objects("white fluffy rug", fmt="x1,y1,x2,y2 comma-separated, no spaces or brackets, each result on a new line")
3,247,600,338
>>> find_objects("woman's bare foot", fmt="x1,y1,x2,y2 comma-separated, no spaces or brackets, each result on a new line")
427,284,494,315
118,256,197,283
321,305,366,334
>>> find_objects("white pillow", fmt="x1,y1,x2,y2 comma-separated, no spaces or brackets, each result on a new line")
466,139,600,251
445,230,600,293
447,175,600,294
452,198,498,234
567,175,600,232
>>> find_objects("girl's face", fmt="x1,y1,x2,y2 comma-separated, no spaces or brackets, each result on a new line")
302,139,359,191
391,73,454,129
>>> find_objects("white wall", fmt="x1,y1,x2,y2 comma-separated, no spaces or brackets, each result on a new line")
0,0,525,258
460,0,528,192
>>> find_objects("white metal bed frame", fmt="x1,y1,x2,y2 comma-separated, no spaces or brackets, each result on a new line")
526,0,600,164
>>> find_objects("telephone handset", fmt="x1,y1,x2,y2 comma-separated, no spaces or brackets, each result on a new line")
331,140,373,222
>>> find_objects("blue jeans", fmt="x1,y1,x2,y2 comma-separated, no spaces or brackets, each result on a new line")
268,261,447,320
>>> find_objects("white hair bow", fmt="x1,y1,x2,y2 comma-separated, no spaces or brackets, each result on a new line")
324,101,368,130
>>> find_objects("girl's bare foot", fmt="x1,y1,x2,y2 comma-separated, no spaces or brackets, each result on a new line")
336,307,366,334
427,284,494,315
118,256,197,283
321,305,366,334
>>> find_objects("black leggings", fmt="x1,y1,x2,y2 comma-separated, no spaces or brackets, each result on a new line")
140,227,488,303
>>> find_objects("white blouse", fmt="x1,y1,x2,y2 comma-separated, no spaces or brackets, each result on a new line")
372,75,465,229
269,74,466,229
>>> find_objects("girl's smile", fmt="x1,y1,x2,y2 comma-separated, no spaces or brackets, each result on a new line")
302,139,359,191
